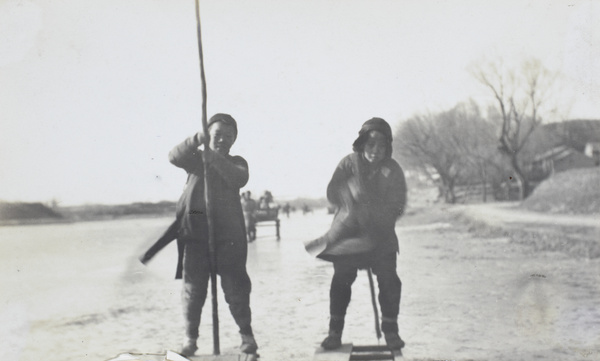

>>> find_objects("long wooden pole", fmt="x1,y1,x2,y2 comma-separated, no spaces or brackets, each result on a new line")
194,0,220,354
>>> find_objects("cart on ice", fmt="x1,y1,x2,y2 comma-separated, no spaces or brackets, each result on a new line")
250,207,280,241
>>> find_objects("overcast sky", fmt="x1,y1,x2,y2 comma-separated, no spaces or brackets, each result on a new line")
1,0,598,205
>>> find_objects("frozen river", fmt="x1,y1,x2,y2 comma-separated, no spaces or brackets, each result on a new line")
1,206,599,360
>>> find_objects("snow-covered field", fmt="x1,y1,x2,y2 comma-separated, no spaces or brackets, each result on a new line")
1,204,599,361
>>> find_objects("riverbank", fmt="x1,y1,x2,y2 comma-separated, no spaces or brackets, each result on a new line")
0,201,176,227
453,202,600,258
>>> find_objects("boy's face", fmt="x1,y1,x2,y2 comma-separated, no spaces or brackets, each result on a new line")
208,121,236,155
363,130,387,164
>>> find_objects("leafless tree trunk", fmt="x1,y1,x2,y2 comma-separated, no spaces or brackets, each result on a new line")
471,58,560,199
395,102,500,203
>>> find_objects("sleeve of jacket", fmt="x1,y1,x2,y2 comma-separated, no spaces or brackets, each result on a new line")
326,155,353,207
168,132,204,173
386,161,407,219
209,154,249,189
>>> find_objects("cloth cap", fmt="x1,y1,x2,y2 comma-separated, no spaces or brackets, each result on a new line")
352,117,393,157
208,113,238,140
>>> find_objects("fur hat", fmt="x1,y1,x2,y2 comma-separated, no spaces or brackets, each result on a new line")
352,117,393,157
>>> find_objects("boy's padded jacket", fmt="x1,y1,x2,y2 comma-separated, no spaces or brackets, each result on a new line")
169,133,249,270
318,152,407,263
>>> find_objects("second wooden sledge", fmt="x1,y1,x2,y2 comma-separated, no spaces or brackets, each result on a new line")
313,344,401,361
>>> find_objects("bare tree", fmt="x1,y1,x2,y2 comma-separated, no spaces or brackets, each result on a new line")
394,102,500,203
450,102,506,202
395,112,459,202
471,58,560,198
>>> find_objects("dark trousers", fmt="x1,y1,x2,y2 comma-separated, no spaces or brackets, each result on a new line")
329,253,401,331
181,242,253,339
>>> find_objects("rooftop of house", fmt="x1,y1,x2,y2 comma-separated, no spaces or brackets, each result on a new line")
533,145,577,162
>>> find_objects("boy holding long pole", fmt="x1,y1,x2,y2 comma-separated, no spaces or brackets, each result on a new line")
169,113,258,357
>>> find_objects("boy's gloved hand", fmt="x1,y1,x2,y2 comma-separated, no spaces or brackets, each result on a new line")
194,131,206,144
201,147,217,164
195,145,222,166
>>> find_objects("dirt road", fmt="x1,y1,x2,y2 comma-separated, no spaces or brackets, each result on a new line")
396,204,600,360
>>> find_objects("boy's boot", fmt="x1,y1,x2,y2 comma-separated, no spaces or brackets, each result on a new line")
180,337,198,357
321,316,344,350
382,319,405,350
240,333,258,354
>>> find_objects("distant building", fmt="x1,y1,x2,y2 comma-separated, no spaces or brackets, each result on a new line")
584,142,600,166
526,144,597,181
498,119,600,200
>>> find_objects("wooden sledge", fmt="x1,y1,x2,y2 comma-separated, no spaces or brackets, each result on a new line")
313,344,401,361
105,350,258,361
174,350,259,361
254,208,280,240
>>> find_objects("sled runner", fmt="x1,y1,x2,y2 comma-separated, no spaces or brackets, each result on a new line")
314,344,401,361
181,350,259,361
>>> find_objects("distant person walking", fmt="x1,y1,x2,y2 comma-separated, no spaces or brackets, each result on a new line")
282,203,291,218
305,117,407,351
168,113,258,357
242,191,257,241
302,203,312,215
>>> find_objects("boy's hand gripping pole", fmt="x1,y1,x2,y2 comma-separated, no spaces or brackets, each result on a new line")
194,0,220,355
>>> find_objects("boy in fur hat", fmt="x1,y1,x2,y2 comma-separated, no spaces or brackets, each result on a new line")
306,117,407,351
168,113,257,357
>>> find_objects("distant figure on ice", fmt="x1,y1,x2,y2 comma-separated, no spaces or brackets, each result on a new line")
304,117,407,351
302,203,312,215
168,113,258,357
258,190,273,209
282,202,291,218
242,191,257,241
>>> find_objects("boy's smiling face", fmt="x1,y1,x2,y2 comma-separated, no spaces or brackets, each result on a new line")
363,130,386,164
208,121,236,155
